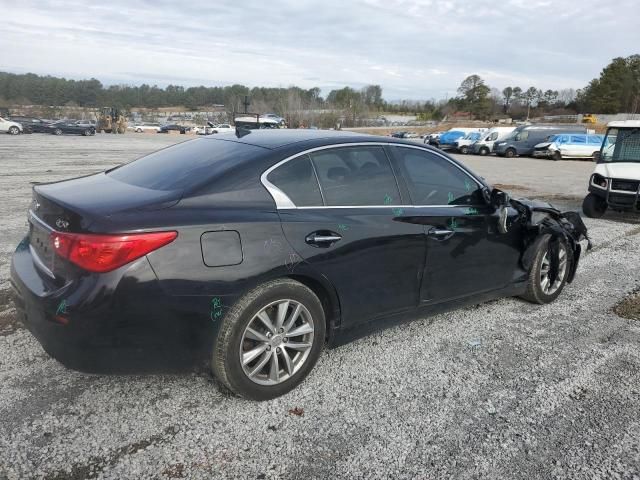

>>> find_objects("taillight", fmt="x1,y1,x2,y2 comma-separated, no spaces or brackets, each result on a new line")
50,231,177,273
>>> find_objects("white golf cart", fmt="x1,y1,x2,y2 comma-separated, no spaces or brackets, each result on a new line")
582,120,640,218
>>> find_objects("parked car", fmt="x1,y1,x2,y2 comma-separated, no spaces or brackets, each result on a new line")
48,121,96,136
210,123,235,134
470,127,516,156
130,123,161,133
454,132,483,154
494,124,587,158
424,131,445,146
582,121,638,218
158,124,190,134
9,116,52,133
0,116,23,135
438,128,486,151
532,134,604,160
11,130,589,400
391,131,408,138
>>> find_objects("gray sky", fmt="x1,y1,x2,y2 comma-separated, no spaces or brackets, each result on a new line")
1,0,637,100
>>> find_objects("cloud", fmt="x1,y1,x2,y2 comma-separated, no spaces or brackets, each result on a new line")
0,0,638,99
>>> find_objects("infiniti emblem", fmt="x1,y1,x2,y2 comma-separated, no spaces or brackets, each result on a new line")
33,200,40,211
55,218,70,230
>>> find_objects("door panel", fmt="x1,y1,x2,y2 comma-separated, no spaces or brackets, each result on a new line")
403,205,524,303
278,208,425,325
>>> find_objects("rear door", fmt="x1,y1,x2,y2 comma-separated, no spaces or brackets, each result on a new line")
265,144,425,326
388,145,524,304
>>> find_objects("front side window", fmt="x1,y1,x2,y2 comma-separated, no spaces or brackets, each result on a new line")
570,135,586,143
392,147,484,206
515,131,529,141
487,132,498,141
267,155,322,206
310,146,401,206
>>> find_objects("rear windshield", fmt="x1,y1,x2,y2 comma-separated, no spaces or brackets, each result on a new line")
107,138,267,191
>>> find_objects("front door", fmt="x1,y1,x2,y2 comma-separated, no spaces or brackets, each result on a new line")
388,145,524,304
265,145,425,326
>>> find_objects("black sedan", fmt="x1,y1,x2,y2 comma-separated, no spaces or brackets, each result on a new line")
158,124,189,134
9,116,53,133
48,121,96,136
10,130,589,400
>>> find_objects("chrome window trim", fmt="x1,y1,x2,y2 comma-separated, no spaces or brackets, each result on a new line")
260,142,485,209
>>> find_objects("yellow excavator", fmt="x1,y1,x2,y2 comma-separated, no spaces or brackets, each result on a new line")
582,113,597,124
97,107,127,133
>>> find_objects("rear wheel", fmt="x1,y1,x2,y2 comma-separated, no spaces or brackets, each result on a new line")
521,235,570,304
505,148,516,158
582,192,607,218
212,279,325,400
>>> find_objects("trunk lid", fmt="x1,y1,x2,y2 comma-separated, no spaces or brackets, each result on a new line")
28,173,180,280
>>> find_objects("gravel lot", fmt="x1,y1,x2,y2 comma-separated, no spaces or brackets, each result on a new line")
1,133,640,479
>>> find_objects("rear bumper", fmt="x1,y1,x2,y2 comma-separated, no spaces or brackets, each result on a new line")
10,237,213,373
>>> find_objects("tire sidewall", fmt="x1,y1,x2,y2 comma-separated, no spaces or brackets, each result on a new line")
214,281,325,400
582,193,607,218
529,235,570,303
479,147,489,156
505,148,516,158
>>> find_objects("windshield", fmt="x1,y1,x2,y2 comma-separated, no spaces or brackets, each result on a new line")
601,128,640,163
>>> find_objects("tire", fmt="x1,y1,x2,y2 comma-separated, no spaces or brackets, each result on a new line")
504,148,516,158
460,146,469,154
83,129,91,136
8,126,19,135
553,151,562,161
212,279,326,400
479,147,489,156
53,128,63,136
521,234,570,304
136,128,143,133
582,192,607,218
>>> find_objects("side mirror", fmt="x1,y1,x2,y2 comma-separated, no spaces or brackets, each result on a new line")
490,188,511,234
593,151,601,162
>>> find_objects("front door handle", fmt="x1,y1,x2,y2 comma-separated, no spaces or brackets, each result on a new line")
305,231,342,247
428,228,455,240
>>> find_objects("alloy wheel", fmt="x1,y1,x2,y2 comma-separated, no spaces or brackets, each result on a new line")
539,244,567,295
239,299,315,386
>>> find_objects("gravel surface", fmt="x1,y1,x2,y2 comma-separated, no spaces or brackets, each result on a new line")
1,134,640,479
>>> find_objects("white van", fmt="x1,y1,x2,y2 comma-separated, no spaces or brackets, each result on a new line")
582,120,640,218
470,127,516,156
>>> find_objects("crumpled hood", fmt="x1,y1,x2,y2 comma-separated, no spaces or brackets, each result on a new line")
594,162,640,181
534,141,552,149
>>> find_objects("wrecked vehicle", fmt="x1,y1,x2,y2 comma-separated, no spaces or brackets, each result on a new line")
583,121,640,218
10,130,589,400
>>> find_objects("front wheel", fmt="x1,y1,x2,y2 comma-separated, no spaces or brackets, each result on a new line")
8,126,20,135
504,148,516,158
582,192,607,218
521,235,570,304
459,146,469,154
53,128,63,136
212,279,325,400
479,147,490,156
83,129,91,136
553,151,562,161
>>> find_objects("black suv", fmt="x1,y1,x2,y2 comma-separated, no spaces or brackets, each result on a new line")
9,116,52,133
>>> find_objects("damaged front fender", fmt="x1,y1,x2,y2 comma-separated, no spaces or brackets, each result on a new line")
508,196,591,285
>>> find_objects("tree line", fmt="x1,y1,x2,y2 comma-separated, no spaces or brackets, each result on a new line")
0,55,638,123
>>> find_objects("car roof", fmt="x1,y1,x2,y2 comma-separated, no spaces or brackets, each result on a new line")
608,120,640,128
202,129,375,149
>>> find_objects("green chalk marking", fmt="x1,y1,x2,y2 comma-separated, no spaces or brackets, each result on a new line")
337,224,349,231
447,192,454,204
448,217,459,230
392,208,404,216
56,300,67,316
465,207,479,215
383,194,393,205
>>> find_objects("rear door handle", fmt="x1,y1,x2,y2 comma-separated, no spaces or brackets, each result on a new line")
305,231,342,247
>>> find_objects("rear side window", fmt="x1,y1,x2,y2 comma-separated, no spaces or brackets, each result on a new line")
588,135,603,144
310,146,401,206
392,147,484,206
571,135,586,143
108,138,266,191
267,155,322,206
